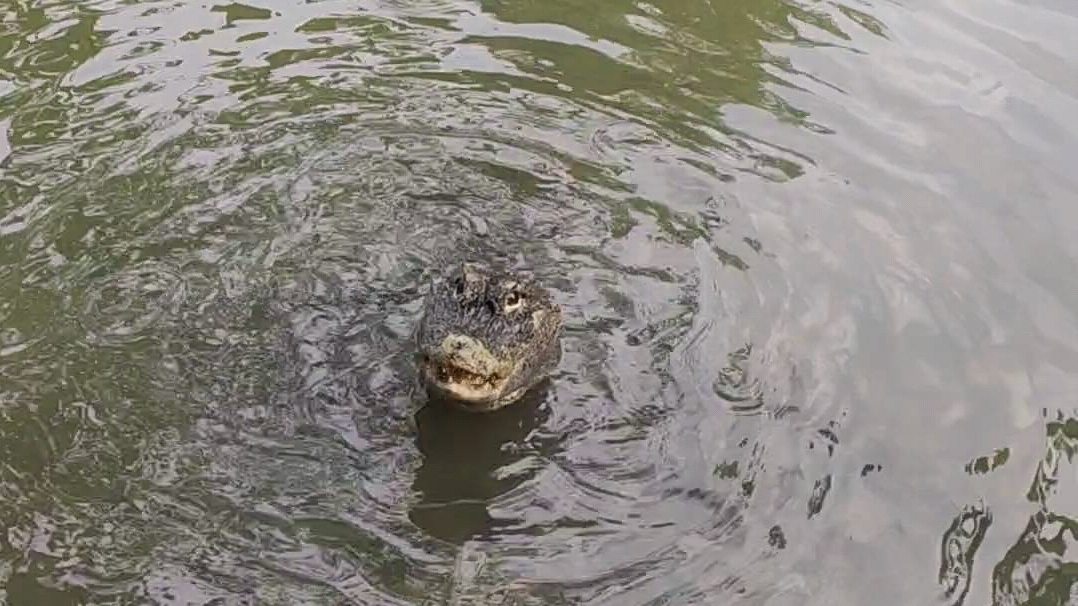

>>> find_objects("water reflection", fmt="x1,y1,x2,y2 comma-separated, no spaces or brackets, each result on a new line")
939,503,992,605
1,0,1078,602
991,413,1078,604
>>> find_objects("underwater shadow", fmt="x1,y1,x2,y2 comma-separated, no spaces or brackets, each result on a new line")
407,384,551,545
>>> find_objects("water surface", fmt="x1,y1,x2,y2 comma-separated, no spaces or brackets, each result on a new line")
1,0,1077,603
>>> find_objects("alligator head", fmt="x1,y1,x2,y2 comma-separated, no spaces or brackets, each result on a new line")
415,262,563,411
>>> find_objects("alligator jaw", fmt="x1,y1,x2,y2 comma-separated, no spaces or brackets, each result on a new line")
419,334,513,407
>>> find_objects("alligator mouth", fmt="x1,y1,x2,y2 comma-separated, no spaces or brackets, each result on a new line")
431,360,498,388
421,356,507,402
418,333,516,406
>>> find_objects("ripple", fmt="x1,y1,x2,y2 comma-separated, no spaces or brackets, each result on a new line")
79,260,188,346
3,0,1078,602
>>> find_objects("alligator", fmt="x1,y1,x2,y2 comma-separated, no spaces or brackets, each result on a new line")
415,262,563,412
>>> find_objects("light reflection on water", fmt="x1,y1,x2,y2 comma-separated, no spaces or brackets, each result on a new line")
1,0,1077,603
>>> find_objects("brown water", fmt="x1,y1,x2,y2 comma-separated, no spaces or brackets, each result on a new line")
1,0,1077,604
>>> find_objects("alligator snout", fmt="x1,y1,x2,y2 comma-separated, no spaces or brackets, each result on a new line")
437,334,501,377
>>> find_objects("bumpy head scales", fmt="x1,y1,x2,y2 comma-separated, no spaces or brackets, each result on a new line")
416,262,563,411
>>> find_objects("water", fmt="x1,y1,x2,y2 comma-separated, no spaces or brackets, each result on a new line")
2,0,1077,603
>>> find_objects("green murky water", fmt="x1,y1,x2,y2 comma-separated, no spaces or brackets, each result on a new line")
2,0,1077,603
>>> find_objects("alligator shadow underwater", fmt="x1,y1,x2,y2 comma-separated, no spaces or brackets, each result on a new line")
408,386,552,545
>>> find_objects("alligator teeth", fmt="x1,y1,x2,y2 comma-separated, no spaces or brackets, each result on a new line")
436,363,493,387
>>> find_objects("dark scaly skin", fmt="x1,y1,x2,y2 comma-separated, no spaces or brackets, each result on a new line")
415,262,563,412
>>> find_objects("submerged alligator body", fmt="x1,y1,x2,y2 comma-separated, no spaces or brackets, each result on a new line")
415,262,563,412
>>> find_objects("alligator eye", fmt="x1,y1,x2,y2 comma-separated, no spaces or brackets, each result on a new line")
503,292,524,313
